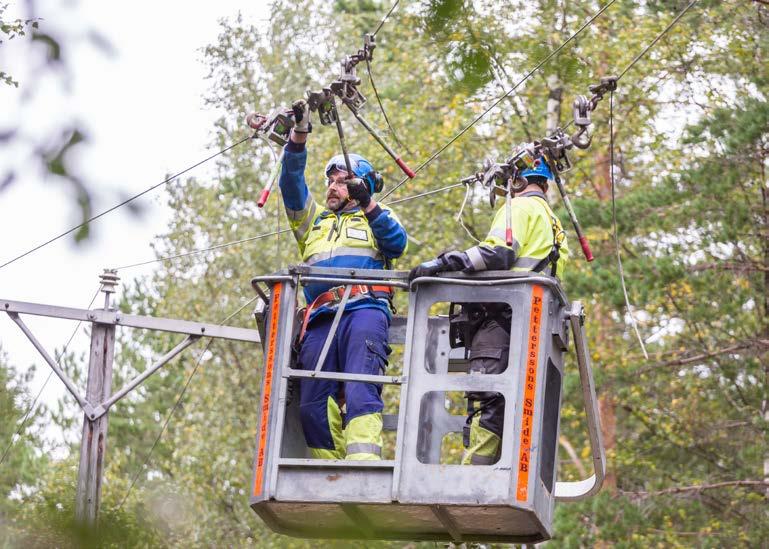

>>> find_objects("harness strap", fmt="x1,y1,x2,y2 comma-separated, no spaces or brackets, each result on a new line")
299,284,394,340
529,196,565,277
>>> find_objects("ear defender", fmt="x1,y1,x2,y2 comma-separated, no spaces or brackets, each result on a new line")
371,171,384,193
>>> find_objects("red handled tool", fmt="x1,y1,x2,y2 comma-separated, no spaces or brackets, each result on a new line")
504,177,514,247
550,165,594,261
257,149,285,208
345,104,415,178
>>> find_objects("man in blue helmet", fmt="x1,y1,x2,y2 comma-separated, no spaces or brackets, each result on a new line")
409,157,569,465
278,99,408,461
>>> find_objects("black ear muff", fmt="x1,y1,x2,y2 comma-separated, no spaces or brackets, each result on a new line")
372,171,384,193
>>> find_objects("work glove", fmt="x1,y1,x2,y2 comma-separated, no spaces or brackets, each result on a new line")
346,177,372,209
408,257,448,282
291,99,312,134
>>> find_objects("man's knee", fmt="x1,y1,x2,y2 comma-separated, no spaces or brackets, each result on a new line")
299,395,341,450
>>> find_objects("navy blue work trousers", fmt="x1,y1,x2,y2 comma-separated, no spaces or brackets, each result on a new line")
297,307,390,451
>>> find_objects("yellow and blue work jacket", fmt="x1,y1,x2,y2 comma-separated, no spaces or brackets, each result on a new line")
278,143,408,318
440,190,569,276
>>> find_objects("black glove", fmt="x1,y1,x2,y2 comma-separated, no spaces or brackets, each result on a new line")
408,258,447,281
291,99,312,134
347,177,372,209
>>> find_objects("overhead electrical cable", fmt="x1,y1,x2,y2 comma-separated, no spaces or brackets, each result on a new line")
371,0,399,38
114,229,292,270
617,0,698,81
561,0,699,135
383,182,462,206
609,91,648,360
380,0,619,200
116,295,258,511
0,285,102,466
0,135,252,271
114,184,463,271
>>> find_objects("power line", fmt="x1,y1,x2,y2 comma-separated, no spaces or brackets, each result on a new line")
380,0,618,200
384,183,462,206
372,0,399,38
116,296,257,511
562,0,699,136
617,0,699,81
0,135,253,272
0,286,102,466
114,228,290,270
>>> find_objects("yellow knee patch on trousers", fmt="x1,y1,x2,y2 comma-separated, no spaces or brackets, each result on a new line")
462,414,501,465
309,396,344,460
345,413,383,460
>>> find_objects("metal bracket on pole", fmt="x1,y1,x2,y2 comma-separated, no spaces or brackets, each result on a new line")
554,301,606,501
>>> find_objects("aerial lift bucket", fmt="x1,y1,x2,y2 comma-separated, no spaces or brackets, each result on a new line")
249,267,604,544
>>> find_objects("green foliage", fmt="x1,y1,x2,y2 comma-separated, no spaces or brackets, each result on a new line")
0,347,47,514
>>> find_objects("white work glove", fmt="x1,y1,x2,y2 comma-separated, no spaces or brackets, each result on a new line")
291,99,312,134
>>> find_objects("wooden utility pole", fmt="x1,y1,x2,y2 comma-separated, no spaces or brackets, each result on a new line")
75,271,117,524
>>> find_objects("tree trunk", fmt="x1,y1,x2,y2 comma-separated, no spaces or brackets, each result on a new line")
761,161,769,501
546,73,562,136
594,145,617,492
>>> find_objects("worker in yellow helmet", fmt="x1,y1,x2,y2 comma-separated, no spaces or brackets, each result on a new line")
280,100,408,461
409,158,568,465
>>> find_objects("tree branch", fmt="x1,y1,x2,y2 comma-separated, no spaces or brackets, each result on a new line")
559,435,587,477
622,480,769,499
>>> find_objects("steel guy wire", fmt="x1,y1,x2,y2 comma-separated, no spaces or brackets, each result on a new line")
0,135,253,272
609,91,649,360
116,295,258,511
380,0,618,201
617,0,699,81
0,285,102,467
371,0,400,38
366,58,410,154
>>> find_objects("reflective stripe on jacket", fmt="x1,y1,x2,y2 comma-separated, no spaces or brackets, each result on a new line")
279,145,408,314
440,191,569,277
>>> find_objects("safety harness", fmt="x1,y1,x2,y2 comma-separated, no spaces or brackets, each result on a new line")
298,284,394,341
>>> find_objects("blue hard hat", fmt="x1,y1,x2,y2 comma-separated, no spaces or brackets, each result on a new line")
325,153,379,194
520,157,554,181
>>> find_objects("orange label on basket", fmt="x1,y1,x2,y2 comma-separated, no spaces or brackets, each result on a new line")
516,284,543,502
253,282,282,498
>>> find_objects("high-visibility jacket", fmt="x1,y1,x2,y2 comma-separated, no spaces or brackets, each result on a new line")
440,190,569,276
279,143,408,316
